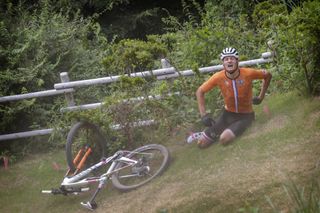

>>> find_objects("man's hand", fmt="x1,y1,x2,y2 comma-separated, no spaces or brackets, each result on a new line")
201,113,215,127
252,96,262,105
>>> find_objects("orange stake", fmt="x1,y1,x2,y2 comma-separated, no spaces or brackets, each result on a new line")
3,156,9,170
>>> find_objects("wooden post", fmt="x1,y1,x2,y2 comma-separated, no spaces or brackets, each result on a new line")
60,72,75,106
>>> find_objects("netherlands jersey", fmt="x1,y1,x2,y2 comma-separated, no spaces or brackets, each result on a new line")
199,68,268,113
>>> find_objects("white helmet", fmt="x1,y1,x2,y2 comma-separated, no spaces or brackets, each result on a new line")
220,47,239,60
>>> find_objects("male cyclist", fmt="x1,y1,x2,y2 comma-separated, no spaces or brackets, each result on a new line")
191,47,272,148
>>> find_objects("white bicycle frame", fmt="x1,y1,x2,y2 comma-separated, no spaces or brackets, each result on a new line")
61,151,137,188
42,150,141,209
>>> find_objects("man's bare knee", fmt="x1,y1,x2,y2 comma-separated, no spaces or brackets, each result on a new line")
219,129,236,145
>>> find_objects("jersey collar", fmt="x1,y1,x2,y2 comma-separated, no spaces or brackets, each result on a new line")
225,68,240,80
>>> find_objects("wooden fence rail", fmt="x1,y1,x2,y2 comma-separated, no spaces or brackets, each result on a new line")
0,52,274,141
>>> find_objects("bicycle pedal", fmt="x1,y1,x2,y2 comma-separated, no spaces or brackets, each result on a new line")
80,201,97,210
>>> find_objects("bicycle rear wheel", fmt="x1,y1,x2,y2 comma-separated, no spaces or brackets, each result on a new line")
66,121,106,172
111,144,170,191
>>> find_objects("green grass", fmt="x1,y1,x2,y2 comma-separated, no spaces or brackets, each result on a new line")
0,92,320,213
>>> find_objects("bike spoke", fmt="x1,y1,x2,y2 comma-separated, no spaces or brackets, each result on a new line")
111,144,169,191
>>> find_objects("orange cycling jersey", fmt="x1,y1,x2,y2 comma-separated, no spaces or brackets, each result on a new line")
199,68,268,113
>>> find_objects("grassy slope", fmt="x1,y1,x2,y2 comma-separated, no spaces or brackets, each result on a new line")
0,92,319,213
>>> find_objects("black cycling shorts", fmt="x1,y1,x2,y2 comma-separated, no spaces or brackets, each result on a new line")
204,109,255,140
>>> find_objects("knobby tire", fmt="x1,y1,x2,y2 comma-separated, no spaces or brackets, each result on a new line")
66,121,106,172
111,144,170,191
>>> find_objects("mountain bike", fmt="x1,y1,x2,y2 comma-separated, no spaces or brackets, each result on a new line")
42,121,170,210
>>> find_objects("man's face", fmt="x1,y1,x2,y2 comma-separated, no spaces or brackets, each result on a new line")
222,56,238,73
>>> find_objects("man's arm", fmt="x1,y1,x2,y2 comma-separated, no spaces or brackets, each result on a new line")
196,87,207,117
258,71,272,101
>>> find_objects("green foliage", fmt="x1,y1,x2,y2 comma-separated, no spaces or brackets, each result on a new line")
46,0,130,14
252,0,288,29
161,1,268,73
284,1,320,95
0,0,108,155
100,75,198,149
285,180,320,212
102,38,167,74
252,0,320,95
266,179,320,213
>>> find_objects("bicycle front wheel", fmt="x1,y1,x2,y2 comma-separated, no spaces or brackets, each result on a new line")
66,121,106,172
111,144,170,191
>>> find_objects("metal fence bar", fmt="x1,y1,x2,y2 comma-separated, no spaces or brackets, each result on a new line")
111,119,156,131
0,88,74,103
60,102,103,112
0,120,157,141
0,129,54,141
60,92,181,112
54,67,176,90
157,52,273,80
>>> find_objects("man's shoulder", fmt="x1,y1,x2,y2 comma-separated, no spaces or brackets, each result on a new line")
213,70,225,77
240,67,268,79
240,67,258,72
240,67,263,75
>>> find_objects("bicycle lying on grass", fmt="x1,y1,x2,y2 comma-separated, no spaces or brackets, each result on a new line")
42,121,170,210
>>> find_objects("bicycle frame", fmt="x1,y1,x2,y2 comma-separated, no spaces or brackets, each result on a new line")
61,151,137,189
42,150,140,210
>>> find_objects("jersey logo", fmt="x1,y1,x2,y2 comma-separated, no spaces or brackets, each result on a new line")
237,79,244,85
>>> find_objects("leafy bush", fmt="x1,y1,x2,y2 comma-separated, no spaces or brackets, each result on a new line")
280,1,320,95
102,38,167,74
266,179,320,213
253,0,320,95
0,0,108,155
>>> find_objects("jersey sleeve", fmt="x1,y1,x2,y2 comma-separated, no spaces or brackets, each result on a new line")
198,72,220,93
247,68,268,80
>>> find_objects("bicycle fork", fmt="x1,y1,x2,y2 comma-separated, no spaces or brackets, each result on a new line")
80,176,107,210
79,157,124,210
66,146,92,176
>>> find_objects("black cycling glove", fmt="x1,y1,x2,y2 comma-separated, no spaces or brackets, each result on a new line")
201,113,215,127
252,96,262,105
